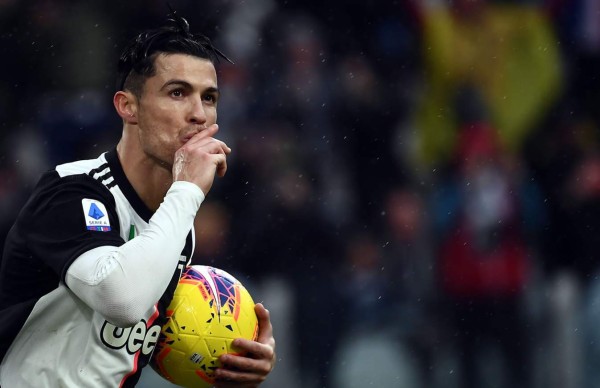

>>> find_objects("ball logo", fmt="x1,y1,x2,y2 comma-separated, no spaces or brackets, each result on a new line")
100,319,161,355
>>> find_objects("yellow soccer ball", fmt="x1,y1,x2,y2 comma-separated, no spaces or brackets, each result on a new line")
151,265,258,388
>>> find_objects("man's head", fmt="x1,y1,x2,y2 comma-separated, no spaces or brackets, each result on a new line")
116,10,231,98
113,10,231,174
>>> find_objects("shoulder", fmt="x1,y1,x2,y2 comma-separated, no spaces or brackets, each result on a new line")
37,153,109,191
25,153,117,218
56,153,109,179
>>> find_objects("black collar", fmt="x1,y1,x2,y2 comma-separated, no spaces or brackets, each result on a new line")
105,148,154,223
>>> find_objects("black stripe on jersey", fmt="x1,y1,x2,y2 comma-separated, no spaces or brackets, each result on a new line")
89,162,116,189
89,163,109,177
93,170,111,182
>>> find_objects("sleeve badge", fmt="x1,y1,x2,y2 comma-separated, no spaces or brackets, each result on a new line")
82,198,112,232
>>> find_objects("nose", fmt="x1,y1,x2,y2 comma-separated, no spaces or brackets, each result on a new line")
189,95,207,125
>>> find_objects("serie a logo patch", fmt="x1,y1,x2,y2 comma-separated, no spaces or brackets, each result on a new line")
82,198,111,232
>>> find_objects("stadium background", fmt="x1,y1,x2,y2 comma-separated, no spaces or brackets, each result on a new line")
1,0,600,387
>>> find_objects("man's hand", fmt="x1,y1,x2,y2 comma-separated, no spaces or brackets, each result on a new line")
172,124,231,194
214,303,276,387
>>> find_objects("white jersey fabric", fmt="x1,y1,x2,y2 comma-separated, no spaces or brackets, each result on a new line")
0,149,202,387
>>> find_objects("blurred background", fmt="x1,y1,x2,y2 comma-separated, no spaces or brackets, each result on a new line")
1,0,599,387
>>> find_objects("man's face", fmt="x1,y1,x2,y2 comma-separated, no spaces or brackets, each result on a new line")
134,53,219,168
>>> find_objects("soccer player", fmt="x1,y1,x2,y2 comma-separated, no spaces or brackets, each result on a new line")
0,9,275,388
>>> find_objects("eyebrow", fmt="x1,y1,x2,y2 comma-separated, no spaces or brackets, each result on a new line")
161,80,220,96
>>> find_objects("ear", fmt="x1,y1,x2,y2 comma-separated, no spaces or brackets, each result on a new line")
113,91,138,125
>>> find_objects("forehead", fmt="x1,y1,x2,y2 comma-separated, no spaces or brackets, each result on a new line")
149,53,217,88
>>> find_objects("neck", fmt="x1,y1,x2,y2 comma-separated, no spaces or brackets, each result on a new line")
116,132,173,212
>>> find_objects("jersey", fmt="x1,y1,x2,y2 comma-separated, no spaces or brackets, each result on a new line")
0,148,194,387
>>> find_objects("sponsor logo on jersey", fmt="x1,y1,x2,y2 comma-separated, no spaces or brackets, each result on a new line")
82,198,111,231
100,319,161,355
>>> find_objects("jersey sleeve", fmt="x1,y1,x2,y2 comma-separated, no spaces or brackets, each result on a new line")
19,171,125,280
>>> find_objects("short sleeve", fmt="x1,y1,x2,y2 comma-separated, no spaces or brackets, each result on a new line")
19,171,125,280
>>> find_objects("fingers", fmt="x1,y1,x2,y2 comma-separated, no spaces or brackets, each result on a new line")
214,368,266,388
214,152,228,177
186,124,231,155
189,123,219,141
213,303,276,386
189,137,231,156
230,338,274,362
218,350,272,375
254,303,274,345
186,137,230,157
214,351,271,388
173,123,231,193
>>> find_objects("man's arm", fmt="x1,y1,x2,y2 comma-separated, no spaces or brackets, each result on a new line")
66,181,204,327
67,124,231,327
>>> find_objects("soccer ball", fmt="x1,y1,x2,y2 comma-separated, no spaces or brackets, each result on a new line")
150,265,258,388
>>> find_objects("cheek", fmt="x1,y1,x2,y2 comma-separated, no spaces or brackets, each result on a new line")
137,113,179,154
207,105,217,124
140,105,178,133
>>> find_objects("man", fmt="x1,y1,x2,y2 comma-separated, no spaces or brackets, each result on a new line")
0,10,275,388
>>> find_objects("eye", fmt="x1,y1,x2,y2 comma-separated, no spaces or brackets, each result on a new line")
203,94,217,104
170,89,185,98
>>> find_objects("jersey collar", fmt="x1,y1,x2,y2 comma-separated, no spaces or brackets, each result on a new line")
105,148,154,223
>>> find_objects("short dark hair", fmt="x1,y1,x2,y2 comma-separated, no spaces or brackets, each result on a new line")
116,9,232,97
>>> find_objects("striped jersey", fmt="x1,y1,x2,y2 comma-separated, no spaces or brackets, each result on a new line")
0,148,193,387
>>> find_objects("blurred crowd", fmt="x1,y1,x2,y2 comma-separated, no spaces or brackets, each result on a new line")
2,0,600,387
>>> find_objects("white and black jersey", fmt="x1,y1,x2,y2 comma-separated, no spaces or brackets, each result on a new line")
0,149,196,387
